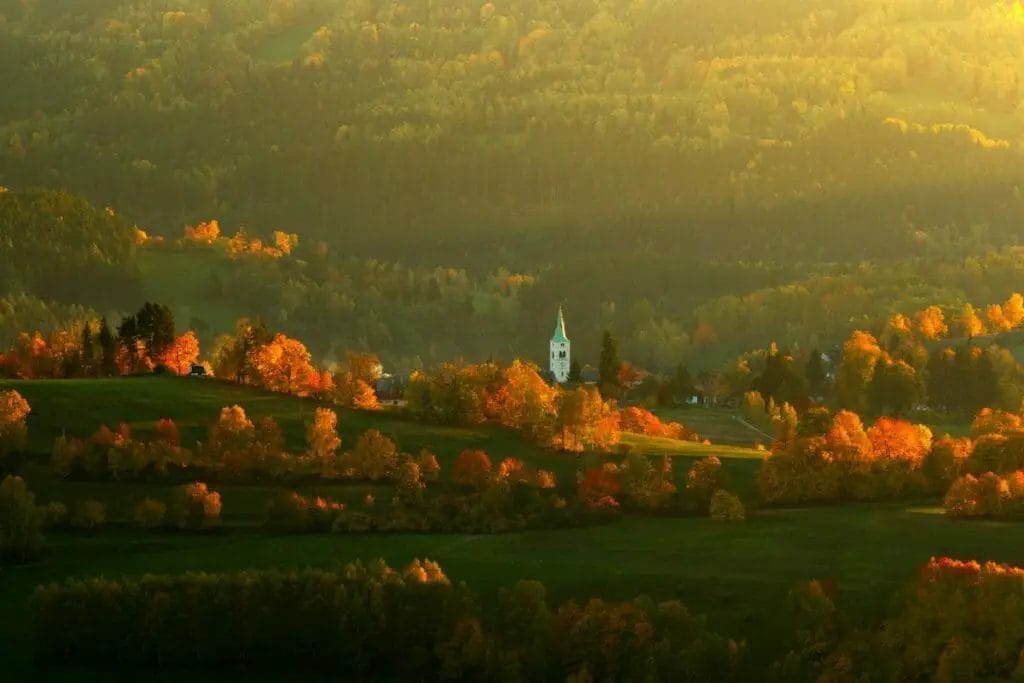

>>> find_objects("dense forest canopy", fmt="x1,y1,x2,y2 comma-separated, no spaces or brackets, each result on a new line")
1,0,1024,368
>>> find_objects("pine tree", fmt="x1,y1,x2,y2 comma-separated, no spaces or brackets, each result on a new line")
98,317,117,377
568,359,582,384
80,322,94,377
598,331,622,398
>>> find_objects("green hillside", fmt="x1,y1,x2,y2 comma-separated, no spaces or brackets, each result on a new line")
1,376,764,484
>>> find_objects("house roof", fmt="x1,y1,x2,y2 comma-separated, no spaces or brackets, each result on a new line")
551,307,569,344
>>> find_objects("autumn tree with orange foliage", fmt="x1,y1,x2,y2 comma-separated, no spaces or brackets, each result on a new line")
957,303,987,338
492,360,557,439
867,417,932,464
921,435,973,487
836,331,883,412
206,405,255,462
153,418,180,447
170,481,221,530
0,389,30,460
417,449,441,482
619,406,695,440
551,386,620,453
157,330,200,375
306,407,341,460
250,333,316,395
970,407,1023,436
577,464,621,508
345,429,400,481
913,305,948,340
453,449,493,489
782,557,1024,680
333,351,382,409
759,407,940,504
182,219,220,245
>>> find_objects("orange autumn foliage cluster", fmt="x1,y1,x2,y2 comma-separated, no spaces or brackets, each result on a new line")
0,328,90,379
407,360,620,452
226,229,299,259
758,408,941,504
180,219,298,259
786,556,1024,680
452,449,556,491
887,292,1024,342
0,325,200,379
618,406,697,441
266,490,346,530
944,471,1024,518
577,453,680,511
577,464,621,509
0,389,30,457
52,419,192,480
210,322,343,401
182,219,220,244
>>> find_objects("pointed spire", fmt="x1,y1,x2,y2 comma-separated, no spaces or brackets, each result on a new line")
552,306,569,343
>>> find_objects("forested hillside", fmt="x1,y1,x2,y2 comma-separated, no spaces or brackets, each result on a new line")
2,0,1024,367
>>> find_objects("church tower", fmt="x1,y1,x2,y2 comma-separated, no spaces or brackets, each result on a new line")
550,307,571,383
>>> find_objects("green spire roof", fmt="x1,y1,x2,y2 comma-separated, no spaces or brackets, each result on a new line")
551,307,569,343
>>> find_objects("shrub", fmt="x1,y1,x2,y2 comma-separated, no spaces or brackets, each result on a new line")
709,490,746,522
170,482,221,530
417,449,441,482
577,464,621,508
0,475,43,562
922,436,973,490
618,454,676,510
347,429,400,481
943,471,1024,518
686,456,728,512
453,450,493,489
394,459,426,504
553,597,741,681
153,418,180,446
71,500,107,530
266,491,344,531
134,498,167,528
39,502,69,530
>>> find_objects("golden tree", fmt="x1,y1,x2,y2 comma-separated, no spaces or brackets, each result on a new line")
0,389,30,459
158,331,200,375
306,407,341,460
251,333,316,395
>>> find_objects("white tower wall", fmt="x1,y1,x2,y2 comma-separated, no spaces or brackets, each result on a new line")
550,307,571,383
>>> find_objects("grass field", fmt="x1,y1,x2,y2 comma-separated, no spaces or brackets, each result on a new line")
2,378,1013,680
653,406,772,447
6,502,1024,680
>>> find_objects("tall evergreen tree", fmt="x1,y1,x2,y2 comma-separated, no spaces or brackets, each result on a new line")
80,322,94,377
98,317,117,377
598,331,622,398
568,359,582,384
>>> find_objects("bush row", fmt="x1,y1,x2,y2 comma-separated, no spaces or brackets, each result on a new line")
31,560,742,681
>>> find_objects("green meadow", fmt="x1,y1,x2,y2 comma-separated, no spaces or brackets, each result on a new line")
0,378,1014,680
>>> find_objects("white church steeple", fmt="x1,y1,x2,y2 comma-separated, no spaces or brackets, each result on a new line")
550,307,571,383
